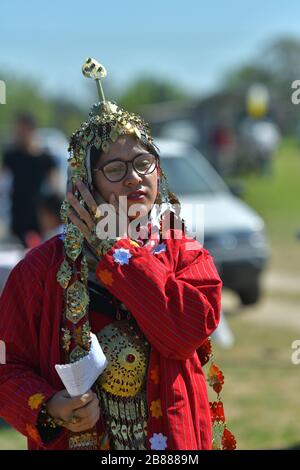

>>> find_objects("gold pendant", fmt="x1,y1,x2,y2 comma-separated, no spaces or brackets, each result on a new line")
64,224,83,261
57,260,72,289
66,280,89,324
97,320,149,397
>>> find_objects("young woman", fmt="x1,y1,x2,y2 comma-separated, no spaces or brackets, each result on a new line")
0,59,235,451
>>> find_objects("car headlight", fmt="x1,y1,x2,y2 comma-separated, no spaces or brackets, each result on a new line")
206,230,267,251
248,230,267,249
216,233,238,250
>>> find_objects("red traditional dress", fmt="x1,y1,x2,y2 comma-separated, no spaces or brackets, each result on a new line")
0,229,222,450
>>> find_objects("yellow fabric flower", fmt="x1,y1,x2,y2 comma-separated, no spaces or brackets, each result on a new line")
150,365,160,385
26,424,40,443
150,399,162,419
129,240,139,248
96,268,114,286
28,393,45,410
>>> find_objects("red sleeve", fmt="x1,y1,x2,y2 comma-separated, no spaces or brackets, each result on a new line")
0,257,60,447
96,232,222,360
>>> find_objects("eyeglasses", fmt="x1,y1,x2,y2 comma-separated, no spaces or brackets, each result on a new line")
93,153,158,182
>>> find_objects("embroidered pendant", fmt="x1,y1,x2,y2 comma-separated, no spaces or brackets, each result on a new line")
64,224,84,261
57,260,72,289
80,256,89,285
66,280,89,324
74,321,91,349
61,327,72,352
60,200,71,224
93,135,102,150
69,345,88,362
68,431,99,449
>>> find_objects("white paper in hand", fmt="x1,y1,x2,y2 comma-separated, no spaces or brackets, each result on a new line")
55,333,108,397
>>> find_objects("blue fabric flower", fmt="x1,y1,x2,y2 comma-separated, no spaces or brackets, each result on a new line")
149,433,168,450
152,243,167,255
113,248,133,266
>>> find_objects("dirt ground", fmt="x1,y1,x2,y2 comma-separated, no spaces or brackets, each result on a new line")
222,268,300,330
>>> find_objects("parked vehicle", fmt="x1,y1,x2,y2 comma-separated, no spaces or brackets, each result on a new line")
156,138,270,305
0,133,270,305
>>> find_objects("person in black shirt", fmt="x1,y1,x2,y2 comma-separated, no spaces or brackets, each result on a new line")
2,113,59,245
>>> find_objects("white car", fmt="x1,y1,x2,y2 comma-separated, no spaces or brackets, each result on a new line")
156,138,270,305
1,131,269,305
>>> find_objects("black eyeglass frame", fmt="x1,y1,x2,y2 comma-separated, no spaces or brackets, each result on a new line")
93,152,159,182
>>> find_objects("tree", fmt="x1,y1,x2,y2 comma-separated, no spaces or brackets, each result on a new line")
118,77,188,113
0,74,84,143
222,36,300,132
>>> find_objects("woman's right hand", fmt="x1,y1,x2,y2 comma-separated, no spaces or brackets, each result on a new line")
46,389,100,433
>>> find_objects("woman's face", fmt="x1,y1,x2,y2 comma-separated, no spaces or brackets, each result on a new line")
92,135,159,219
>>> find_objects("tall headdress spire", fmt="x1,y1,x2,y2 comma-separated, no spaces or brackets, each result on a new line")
82,57,107,103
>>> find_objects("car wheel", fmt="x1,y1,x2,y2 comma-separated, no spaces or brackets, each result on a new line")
238,281,261,306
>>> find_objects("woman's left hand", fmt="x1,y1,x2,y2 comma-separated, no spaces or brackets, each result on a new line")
66,180,128,249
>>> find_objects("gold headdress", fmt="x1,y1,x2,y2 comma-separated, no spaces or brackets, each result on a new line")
66,57,158,191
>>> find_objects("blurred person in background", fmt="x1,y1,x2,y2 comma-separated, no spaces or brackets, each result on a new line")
239,116,281,175
37,193,64,241
1,113,59,245
23,193,64,249
209,122,236,176
238,84,281,175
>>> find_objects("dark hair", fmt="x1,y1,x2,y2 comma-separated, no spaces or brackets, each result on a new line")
15,112,37,129
37,193,63,218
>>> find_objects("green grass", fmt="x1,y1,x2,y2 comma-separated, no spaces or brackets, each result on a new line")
211,314,300,450
211,137,300,450
0,425,26,450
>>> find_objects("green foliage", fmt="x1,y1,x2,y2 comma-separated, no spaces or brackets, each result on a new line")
0,74,85,140
223,36,300,93
118,76,188,113
0,73,188,143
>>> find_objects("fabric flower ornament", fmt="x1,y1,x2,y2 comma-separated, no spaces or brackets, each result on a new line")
207,363,224,394
150,399,162,419
96,268,114,286
129,240,140,248
113,248,132,266
149,433,168,450
152,243,166,255
28,393,45,410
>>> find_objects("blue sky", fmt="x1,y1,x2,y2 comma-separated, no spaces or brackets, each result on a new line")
1,0,300,106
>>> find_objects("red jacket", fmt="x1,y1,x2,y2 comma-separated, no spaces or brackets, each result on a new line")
0,232,222,450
